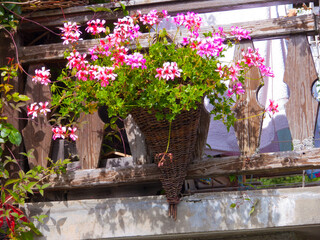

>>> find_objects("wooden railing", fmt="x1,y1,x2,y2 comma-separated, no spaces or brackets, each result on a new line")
3,0,320,191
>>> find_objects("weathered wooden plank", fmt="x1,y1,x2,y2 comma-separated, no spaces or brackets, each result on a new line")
283,34,319,150
19,14,317,64
21,64,52,168
47,148,320,189
233,41,264,156
76,112,105,169
20,0,314,29
0,32,26,175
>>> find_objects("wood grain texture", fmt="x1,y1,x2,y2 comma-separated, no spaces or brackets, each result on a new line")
283,35,318,150
20,0,314,29
46,148,320,190
19,14,317,63
22,64,52,168
233,41,264,156
76,112,105,169
0,33,26,175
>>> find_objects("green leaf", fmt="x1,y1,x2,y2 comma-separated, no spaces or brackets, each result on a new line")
39,189,44,196
249,206,255,216
4,178,20,187
230,203,236,208
17,94,30,102
1,127,11,138
0,6,5,16
8,129,22,145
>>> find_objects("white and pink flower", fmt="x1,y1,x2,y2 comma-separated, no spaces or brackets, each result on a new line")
60,22,82,45
86,19,106,35
155,62,182,81
33,67,51,85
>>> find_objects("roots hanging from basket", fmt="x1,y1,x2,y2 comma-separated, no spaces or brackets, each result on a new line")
131,104,202,220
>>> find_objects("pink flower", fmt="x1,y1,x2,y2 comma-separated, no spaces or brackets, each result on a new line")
125,52,146,69
27,103,39,119
66,51,88,70
227,82,245,97
155,62,182,81
94,66,117,87
140,10,159,26
33,67,51,85
173,12,202,31
230,26,251,41
68,127,78,141
38,102,51,116
76,69,89,81
86,19,106,35
196,36,224,58
266,99,279,115
52,126,67,140
114,16,141,41
59,22,82,45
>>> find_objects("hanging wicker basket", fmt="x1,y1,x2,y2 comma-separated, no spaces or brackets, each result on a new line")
131,103,203,219
21,0,89,12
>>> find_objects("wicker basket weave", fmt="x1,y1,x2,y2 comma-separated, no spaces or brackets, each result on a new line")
131,104,202,219
22,0,89,12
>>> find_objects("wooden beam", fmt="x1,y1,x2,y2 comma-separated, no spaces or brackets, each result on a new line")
47,148,320,190
19,14,317,64
20,0,314,29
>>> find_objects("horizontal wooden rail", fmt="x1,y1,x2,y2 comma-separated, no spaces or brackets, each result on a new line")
20,0,314,30
46,148,320,190
19,14,318,63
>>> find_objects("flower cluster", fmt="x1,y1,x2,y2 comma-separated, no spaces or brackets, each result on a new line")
140,10,170,26
155,62,182,81
86,19,106,35
230,26,251,41
60,22,82,45
52,126,78,141
241,47,274,77
27,102,50,119
32,67,51,85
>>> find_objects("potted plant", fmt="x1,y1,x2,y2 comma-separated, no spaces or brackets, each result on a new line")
49,10,274,218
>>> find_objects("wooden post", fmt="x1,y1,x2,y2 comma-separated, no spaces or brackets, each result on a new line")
0,32,25,175
22,64,52,168
233,41,264,156
283,34,318,150
76,112,104,169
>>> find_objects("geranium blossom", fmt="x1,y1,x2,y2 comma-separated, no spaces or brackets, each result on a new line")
27,102,51,119
227,82,245,97
155,62,182,81
33,67,51,85
196,36,224,57
86,19,106,35
68,127,78,141
94,66,117,87
173,12,202,31
38,102,51,116
59,22,82,45
114,16,141,41
125,52,146,69
27,103,39,119
230,26,251,41
52,126,67,140
66,51,88,70
140,10,160,26
266,99,279,115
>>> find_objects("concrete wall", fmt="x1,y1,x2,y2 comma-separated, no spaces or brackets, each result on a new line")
24,186,320,239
